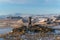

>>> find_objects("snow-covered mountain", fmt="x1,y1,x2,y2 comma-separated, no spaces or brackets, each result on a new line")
0,13,59,19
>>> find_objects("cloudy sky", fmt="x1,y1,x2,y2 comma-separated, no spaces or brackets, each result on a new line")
0,0,60,15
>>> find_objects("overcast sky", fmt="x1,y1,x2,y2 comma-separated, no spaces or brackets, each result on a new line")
0,0,60,15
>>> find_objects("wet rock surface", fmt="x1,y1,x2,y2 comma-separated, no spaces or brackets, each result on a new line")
0,32,60,40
